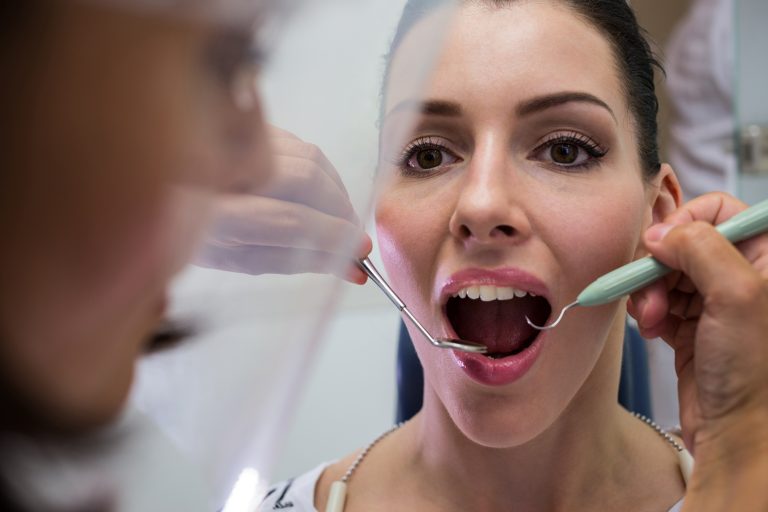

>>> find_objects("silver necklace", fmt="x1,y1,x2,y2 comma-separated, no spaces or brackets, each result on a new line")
325,414,691,512
340,422,404,485
630,411,687,453
325,422,403,512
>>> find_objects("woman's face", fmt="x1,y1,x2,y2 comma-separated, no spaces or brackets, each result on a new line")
376,1,677,446
0,2,270,431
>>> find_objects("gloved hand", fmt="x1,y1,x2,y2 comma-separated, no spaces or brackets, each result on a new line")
196,126,371,283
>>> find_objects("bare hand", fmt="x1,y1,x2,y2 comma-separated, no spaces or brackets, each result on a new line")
628,192,768,453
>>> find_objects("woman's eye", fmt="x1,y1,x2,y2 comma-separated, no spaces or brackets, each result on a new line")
412,148,443,169
532,133,607,170
401,142,461,174
550,143,580,165
206,31,264,91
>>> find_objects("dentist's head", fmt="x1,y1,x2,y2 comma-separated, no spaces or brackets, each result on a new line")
0,0,272,433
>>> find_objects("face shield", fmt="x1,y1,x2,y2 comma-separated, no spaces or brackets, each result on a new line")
0,0,457,510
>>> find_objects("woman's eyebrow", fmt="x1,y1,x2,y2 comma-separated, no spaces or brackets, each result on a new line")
385,99,463,119
516,92,616,122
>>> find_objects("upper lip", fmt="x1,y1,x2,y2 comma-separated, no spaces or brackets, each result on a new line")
438,267,550,306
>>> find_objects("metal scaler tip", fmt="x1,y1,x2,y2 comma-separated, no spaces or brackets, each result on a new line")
526,301,579,330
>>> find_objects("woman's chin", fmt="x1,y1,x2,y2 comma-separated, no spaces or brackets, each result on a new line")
5,364,135,436
461,422,544,449
6,312,160,435
53,380,134,434
447,397,552,449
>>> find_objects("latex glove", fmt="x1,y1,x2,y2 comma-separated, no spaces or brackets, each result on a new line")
628,192,768,509
196,126,371,283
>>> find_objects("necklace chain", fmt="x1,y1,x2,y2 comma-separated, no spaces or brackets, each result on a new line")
631,411,686,452
341,422,404,483
341,413,684,485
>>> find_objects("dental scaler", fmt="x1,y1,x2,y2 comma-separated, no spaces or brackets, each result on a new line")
528,197,768,330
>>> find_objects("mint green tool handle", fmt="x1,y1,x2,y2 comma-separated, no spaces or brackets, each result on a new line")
577,197,768,307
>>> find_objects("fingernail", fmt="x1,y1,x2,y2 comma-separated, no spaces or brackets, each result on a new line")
646,223,673,243
346,265,368,285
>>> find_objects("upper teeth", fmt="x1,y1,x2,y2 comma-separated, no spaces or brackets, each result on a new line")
452,285,536,301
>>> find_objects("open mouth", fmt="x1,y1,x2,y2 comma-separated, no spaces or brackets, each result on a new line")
445,285,551,359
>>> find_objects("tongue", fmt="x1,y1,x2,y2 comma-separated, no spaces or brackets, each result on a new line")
446,297,544,354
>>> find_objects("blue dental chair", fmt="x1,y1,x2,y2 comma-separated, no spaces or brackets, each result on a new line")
395,321,653,423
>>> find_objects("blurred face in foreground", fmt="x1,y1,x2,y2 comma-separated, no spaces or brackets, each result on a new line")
0,0,271,432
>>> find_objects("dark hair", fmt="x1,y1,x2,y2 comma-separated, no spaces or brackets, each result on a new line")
383,0,663,177
1,3,35,37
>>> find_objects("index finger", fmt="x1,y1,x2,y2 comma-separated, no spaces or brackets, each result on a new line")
656,192,768,267
645,221,761,304
662,192,749,227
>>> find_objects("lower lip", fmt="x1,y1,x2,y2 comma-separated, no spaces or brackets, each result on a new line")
452,333,545,386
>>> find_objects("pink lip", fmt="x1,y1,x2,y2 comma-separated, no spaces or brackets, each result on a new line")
440,267,550,387
451,335,545,386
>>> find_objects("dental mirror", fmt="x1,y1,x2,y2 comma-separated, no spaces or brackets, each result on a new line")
358,258,488,354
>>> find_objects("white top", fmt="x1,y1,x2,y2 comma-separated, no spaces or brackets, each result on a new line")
665,0,736,200
259,462,686,511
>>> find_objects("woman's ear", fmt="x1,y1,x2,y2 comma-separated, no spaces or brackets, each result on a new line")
650,163,682,224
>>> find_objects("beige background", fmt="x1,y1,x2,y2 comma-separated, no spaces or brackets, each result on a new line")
633,0,694,160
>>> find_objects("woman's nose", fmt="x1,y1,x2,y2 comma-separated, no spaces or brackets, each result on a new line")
448,143,531,246
221,96,273,194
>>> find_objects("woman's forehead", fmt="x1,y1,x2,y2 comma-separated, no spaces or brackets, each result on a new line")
384,1,627,125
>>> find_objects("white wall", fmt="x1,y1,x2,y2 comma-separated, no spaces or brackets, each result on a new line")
257,0,412,481
271,279,401,481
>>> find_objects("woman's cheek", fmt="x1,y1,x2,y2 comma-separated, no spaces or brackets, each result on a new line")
376,200,414,283
549,189,647,285
375,193,436,305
